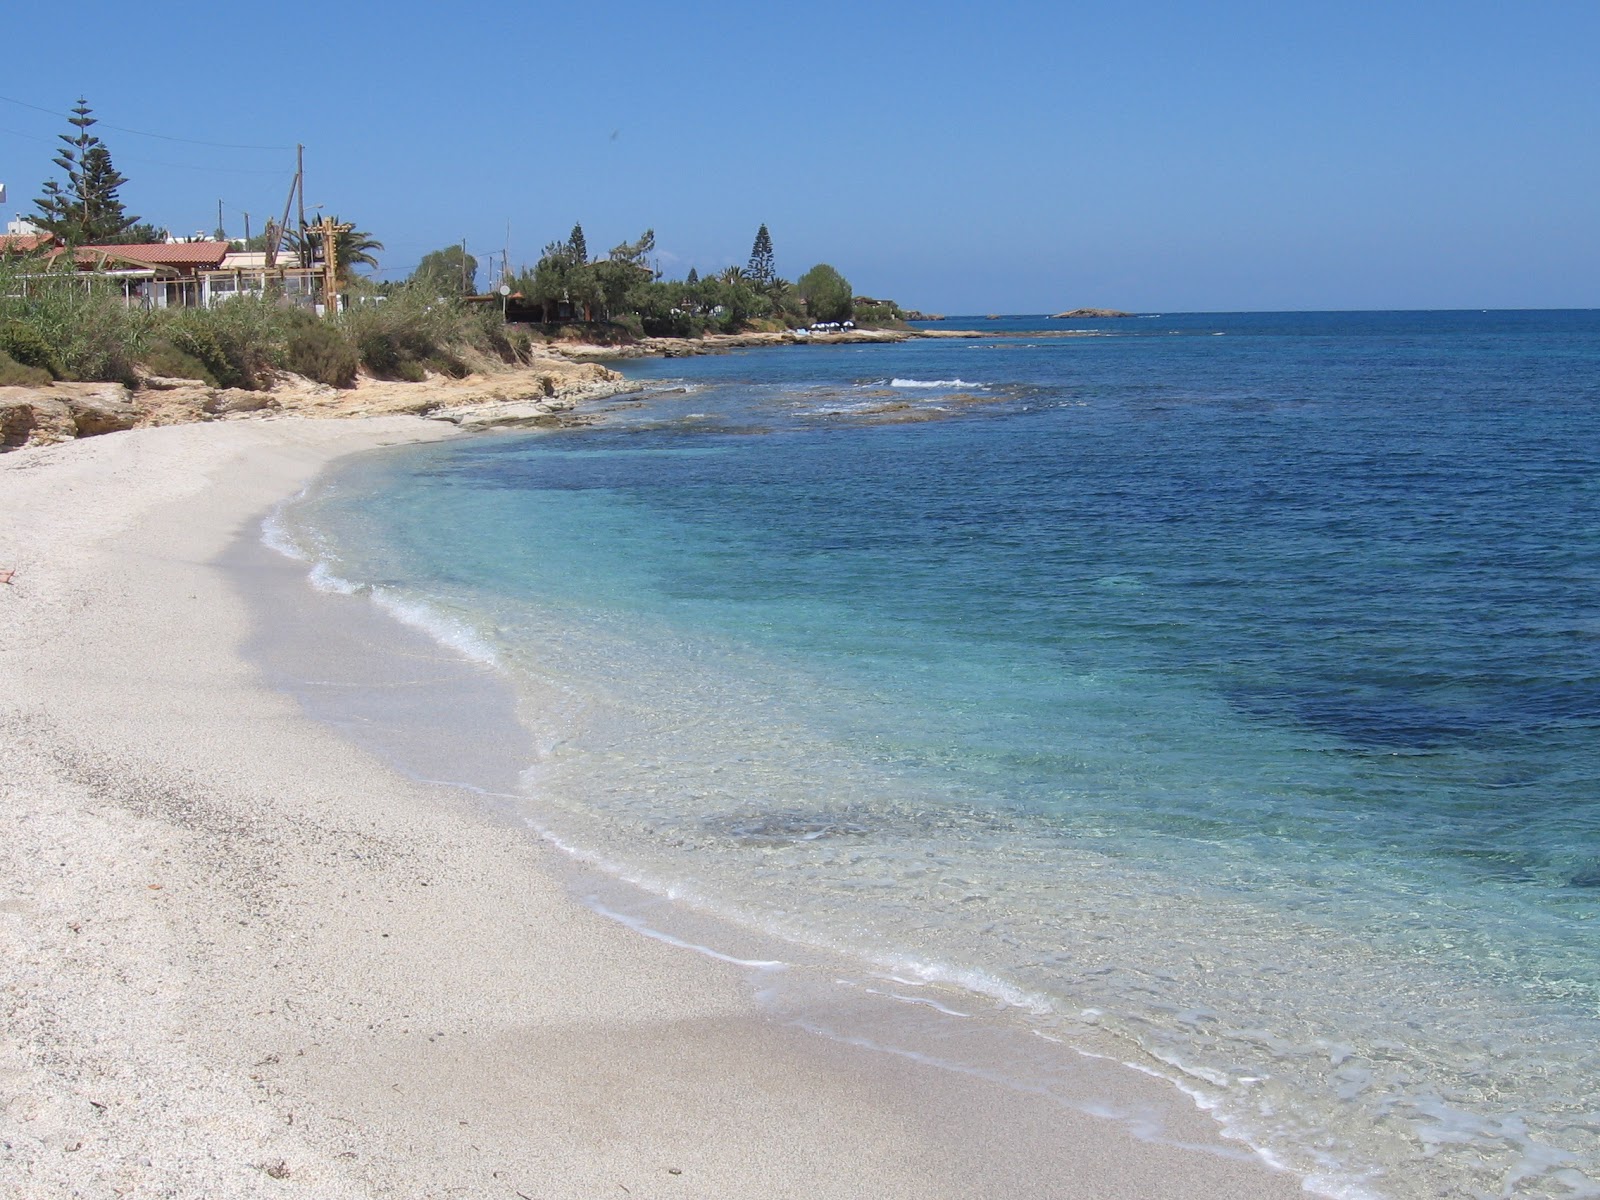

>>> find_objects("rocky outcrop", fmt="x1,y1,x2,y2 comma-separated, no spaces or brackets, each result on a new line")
0,357,634,453
1,384,140,449
551,328,913,362
1052,308,1135,319
64,385,142,437
1,390,73,449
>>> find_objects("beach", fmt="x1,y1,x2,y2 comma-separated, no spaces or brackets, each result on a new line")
0,414,1311,1198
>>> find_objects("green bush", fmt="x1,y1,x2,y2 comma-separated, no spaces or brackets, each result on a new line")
466,306,527,364
0,322,62,378
139,338,219,385
853,299,907,329
424,355,469,379
167,323,243,388
285,319,359,388
162,299,285,389
343,297,436,379
0,267,144,385
608,312,645,340
0,254,662,394
0,349,53,387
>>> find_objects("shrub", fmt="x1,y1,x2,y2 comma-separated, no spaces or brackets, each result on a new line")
285,319,359,388
424,355,469,379
162,298,284,389
608,312,645,340
167,323,242,388
853,299,907,329
467,306,525,363
0,322,62,378
0,350,53,387
139,338,219,385
342,292,453,380
0,269,143,385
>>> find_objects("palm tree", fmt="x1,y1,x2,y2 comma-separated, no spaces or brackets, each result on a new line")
290,218,384,281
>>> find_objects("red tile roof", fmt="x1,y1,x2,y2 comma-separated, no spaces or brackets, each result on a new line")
0,233,54,254
74,241,231,267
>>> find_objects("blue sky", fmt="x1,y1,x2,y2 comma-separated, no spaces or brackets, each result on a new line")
2,0,1596,312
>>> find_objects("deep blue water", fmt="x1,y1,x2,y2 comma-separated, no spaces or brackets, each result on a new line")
278,311,1600,1198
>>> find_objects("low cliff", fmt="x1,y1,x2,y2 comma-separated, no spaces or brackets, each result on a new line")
0,357,631,452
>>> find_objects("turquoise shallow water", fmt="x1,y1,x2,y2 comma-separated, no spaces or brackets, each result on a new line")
274,311,1600,1198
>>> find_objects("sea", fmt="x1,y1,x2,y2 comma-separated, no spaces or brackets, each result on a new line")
259,311,1600,1199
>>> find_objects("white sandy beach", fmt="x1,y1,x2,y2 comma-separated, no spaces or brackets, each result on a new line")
0,416,1311,1198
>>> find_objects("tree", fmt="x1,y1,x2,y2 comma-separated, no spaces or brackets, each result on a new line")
520,247,569,322
520,234,600,321
763,276,800,324
118,222,168,245
331,224,383,280
413,244,479,296
290,220,384,281
797,263,853,323
685,266,699,286
746,224,775,285
595,229,656,319
33,99,139,245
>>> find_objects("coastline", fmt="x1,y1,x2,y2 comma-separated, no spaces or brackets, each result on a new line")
0,356,639,454
0,323,1099,454
0,416,1310,1197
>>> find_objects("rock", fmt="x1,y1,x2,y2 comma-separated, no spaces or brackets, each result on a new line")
1052,308,1135,319
203,388,278,417
1569,863,1600,888
0,383,141,447
0,388,75,449
65,386,141,437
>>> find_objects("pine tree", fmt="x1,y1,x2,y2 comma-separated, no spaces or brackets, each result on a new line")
686,266,699,285
747,224,775,285
567,222,588,264
33,99,139,245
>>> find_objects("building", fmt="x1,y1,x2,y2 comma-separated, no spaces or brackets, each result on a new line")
3,234,328,311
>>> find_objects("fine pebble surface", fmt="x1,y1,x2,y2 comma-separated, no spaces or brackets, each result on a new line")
272,310,1600,1200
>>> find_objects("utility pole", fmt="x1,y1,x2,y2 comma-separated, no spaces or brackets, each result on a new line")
296,144,306,234
461,238,469,294
266,147,301,268
217,199,224,240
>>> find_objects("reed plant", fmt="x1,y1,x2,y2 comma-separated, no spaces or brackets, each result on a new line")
0,256,534,391
0,259,149,385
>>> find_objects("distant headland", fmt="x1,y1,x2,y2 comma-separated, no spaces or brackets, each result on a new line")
1052,308,1135,319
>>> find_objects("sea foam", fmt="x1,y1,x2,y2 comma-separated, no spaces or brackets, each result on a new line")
890,377,987,389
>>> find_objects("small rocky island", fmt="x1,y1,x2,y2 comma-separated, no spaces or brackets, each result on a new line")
1052,308,1135,318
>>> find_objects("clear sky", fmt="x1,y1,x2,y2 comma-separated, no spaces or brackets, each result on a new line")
2,0,1596,313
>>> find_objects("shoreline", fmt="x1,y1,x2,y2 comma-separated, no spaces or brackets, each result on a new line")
0,322,1102,454
1,417,1310,1198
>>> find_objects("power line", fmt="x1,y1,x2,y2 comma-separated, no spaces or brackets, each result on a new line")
0,92,293,151
0,124,53,144
0,124,293,176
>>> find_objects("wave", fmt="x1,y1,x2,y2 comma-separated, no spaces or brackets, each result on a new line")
890,377,988,389
368,590,499,667
261,502,499,668
259,496,309,561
